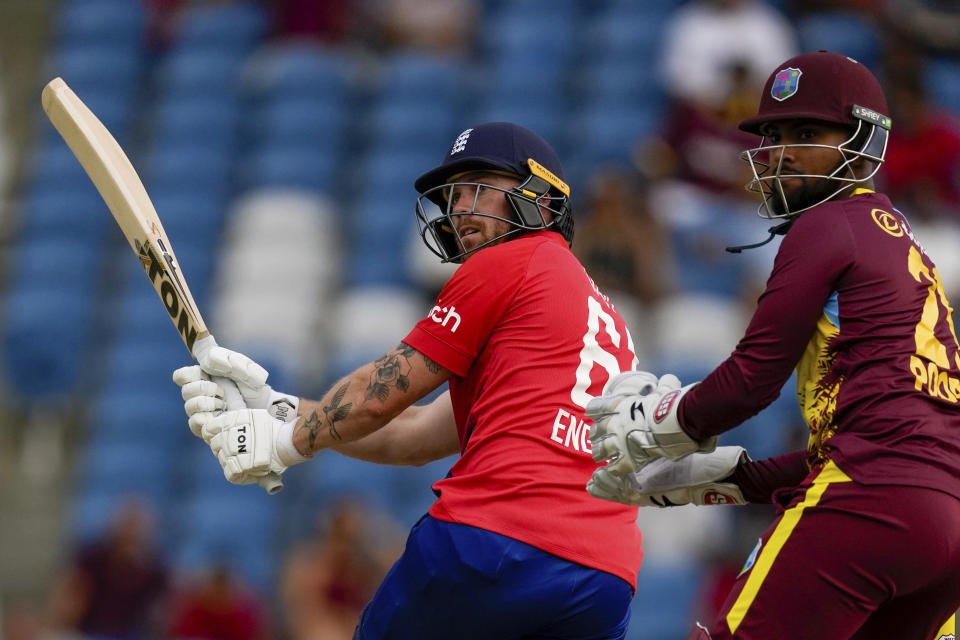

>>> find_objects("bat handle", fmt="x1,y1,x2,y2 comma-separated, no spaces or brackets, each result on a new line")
214,374,284,495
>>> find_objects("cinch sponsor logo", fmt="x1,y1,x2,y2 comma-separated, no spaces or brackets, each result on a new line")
137,238,199,352
429,305,461,332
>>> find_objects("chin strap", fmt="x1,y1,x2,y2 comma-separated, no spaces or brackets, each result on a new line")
726,219,795,254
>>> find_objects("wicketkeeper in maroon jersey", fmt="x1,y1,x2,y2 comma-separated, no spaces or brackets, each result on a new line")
587,51,960,639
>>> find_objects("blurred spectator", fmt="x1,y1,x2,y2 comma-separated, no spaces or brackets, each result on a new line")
1,597,44,640
785,0,877,15
660,0,797,110
574,168,675,307
281,501,403,640
47,499,169,639
168,565,271,640
266,0,353,43
879,0,960,55
652,61,762,195
354,0,480,57
879,52,960,222
573,168,674,364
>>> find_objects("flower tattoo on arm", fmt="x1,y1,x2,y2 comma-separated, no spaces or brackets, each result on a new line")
366,343,442,401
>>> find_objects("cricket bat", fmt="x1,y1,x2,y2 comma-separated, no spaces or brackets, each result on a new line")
41,77,282,494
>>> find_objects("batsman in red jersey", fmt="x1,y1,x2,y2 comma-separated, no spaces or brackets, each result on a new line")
174,122,645,638
587,51,960,639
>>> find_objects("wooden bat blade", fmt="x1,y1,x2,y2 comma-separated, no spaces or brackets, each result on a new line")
41,77,284,495
41,77,208,355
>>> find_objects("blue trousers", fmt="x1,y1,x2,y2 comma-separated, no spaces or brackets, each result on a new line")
354,515,633,640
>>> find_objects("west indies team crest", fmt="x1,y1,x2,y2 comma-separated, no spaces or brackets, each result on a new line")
771,67,802,101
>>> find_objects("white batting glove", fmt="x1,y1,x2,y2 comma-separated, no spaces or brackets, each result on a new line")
203,409,309,485
587,446,749,507
191,335,299,418
173,365,224,438
587,371,716,474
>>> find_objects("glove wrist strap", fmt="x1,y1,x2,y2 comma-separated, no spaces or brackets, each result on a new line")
267,389,300,423
276,419,309,466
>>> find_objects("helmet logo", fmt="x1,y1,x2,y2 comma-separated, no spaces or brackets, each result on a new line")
771,67,802,102
450,128,473,155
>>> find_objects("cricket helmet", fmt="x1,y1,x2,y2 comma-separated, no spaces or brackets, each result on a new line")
414,122,573,263
739,50,892,219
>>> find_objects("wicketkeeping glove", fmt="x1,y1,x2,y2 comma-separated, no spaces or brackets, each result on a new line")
202,409,309,485
587,446,749,507
587,371,716,474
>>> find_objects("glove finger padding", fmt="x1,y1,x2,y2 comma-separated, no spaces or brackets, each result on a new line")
193,337,271,409
181,380,224,405
606,370,659,396
173,364,207,386
586,371,659,421
588,466,650,506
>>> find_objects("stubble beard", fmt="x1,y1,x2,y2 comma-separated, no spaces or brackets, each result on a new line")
769,175,847,217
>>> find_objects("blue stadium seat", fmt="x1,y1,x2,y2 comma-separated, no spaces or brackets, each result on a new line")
250,97,349,150
246,42,355,102
628,562,703,639
147,143,233,194
5,235,102,295
926,57,960,112
47,44,142,99
56,0,146,50
68,489,169,547
578,58,666,111
76,440,178,503
365,99,459,149
29,138,106,192
482,5,578,64
172,490,280,588
147,189,226,251
154,95,242,147
2,287,94,399
797,12,881,69
175,1,267,51
243,144,338,195
378,52,465,104
18,184,107,242
564,103,662,172
159,47,245,96
471,100,564,146
581,9,668,62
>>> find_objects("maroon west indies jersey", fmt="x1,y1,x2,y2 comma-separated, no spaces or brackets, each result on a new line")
681,190,960,498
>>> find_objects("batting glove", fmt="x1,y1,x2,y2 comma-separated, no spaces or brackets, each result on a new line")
587,371,716,474
203,409,309,485
587,446,748,507
191,335,299,419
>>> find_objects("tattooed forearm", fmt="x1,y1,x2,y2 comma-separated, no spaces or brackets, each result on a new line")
422,353,441,373
367,344,416,401
319,383,352,442
300,409,325,450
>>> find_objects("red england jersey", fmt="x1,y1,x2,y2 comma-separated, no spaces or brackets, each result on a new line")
402,230,643,588
681,191,960,498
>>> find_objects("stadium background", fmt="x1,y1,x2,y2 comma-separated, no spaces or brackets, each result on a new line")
0,0,957,637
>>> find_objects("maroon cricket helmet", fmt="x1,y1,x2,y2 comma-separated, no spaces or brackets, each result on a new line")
739,50,890,135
